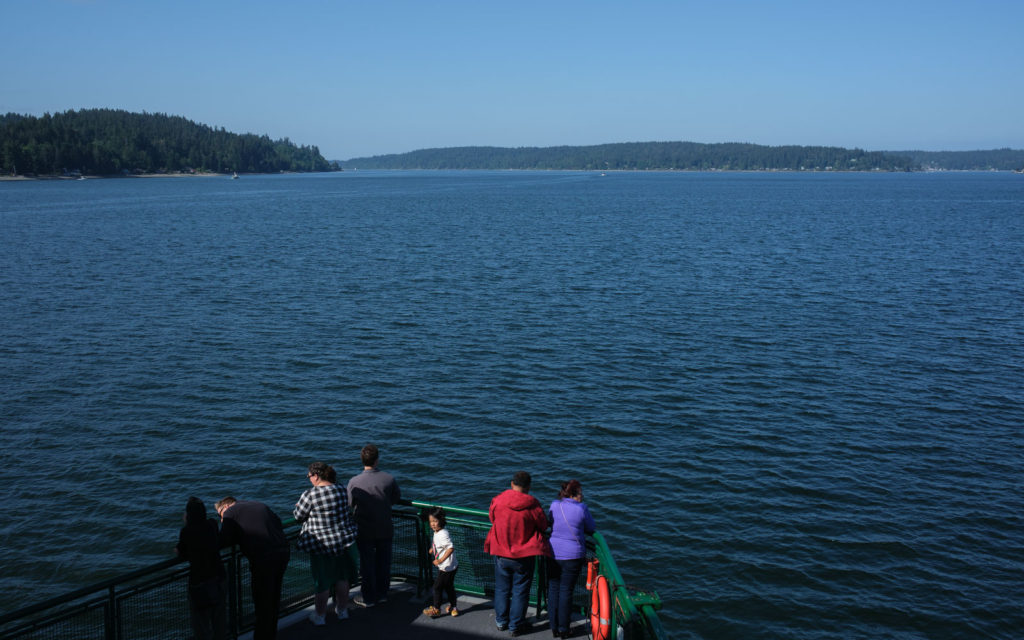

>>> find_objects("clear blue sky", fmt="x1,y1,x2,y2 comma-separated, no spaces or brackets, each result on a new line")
3,0,1022,159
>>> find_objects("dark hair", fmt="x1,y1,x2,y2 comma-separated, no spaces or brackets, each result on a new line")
558,479,583,500
185,496,207,526
308,461,335,482
361,444,379,467
512,471,532,491
427,506,447,528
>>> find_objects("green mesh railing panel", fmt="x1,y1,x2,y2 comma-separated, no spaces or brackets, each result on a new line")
405,501,624,629
233,554,256,630
2,602,106,639
446,515,497,597
115,570,194,640
407,501,549,606
279,549,311,614
0,567,200,640
391,509,421,581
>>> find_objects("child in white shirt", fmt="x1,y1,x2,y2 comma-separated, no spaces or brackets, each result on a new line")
422,507,459,617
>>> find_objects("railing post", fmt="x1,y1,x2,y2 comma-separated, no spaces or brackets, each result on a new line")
414,505,430,595
105,585,116,640
226,548,238,639
535,556,547,618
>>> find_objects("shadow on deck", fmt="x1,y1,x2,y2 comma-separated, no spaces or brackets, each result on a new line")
267,584,588,640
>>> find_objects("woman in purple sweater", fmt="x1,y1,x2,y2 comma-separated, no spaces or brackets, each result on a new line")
547,480,597,639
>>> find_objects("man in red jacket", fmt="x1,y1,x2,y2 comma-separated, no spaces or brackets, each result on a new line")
484,471,552,636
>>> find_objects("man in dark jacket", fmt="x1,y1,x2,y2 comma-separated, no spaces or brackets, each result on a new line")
484,471,552,636
347,444,401,607
216,497,290,640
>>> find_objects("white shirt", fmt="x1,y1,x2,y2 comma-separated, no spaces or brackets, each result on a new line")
432,528,458,571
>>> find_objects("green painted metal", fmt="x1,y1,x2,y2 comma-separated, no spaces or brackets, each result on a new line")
410,500,665,640
590,531,666,640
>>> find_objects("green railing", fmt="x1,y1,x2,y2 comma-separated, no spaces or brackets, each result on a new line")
589,531,666,640
409,500,664,640
0,500,664,640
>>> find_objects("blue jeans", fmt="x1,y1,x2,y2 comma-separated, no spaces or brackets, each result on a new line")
547,557,583,634
356,538,392,604
494,556,535,631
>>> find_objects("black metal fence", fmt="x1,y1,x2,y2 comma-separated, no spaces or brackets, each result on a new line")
0,508,422,640
0,501,664,640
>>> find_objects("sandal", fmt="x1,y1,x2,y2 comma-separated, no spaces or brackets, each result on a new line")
422,606,442,618
447,605,459,616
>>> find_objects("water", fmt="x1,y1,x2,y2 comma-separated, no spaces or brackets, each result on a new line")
1,171,1022,639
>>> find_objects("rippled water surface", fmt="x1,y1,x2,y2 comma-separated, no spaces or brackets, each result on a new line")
1,171,1022,638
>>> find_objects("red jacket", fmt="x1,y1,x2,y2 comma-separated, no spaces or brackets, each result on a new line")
484,489,552,559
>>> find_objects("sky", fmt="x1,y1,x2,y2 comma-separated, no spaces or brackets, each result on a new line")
2,0,1022,160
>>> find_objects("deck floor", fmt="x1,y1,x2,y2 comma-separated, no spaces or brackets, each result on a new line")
266,583,589,640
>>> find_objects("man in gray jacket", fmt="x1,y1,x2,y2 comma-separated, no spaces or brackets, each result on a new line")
347,444,401,607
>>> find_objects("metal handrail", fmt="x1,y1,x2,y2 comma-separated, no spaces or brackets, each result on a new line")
0,557,182,627
590,531,666,640
0,500,666,640
408,500,665,640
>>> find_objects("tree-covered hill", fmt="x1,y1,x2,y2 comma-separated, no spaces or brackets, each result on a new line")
1,109,338,176
339,142,916,171
891,148,1024,171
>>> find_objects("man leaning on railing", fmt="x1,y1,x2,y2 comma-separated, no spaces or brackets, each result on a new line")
216,497,290,640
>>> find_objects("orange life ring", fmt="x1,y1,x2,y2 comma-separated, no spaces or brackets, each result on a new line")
586,559,599,590
590,574,612,640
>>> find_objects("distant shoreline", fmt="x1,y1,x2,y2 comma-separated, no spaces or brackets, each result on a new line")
4,168,1022,182
0,171,339,181
0,172,229,182
337,142,1024,172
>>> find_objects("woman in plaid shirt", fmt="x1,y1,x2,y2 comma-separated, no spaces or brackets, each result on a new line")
294,462,359,626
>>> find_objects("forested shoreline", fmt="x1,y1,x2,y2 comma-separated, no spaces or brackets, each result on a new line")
341,143,1024,172
0,109,338,176
891,148,1024,171
4,109,1021,177
340,142,914,171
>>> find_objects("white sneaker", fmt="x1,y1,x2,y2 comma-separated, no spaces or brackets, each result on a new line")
309,612,326,626
353,596,374,608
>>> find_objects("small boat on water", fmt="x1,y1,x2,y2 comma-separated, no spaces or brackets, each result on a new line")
0,499,665,640
231,171,239,179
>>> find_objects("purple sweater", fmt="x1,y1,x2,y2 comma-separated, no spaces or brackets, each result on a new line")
547,498,597,560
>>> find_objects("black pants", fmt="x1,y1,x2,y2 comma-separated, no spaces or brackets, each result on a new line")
431,567,458,609
249,551,290,640
188,576,227,640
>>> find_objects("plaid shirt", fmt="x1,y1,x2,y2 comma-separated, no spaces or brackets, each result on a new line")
294,484,357,555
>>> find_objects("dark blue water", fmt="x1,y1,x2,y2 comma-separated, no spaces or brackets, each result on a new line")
1,171,1022,639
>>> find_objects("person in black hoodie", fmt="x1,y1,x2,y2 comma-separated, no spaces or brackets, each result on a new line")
216,496,291,640
175,497,227,640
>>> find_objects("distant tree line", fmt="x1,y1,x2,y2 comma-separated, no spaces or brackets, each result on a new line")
892,148,1024,171
340,142,917,171
1,109,338,176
